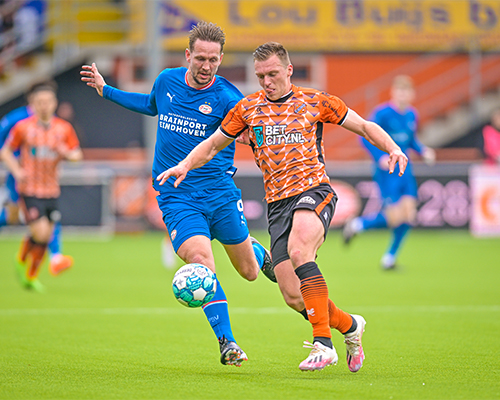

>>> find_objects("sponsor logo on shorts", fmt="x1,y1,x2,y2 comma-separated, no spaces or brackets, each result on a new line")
28,207,39,220
297,196,316,205
171,229,177,241
323,212,328,220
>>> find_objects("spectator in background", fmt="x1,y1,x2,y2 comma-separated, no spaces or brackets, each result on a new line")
482,107,500,165
13,0,45,53
343,75,435,270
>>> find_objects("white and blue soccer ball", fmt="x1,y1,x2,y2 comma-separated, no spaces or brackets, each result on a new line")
172,263,217,308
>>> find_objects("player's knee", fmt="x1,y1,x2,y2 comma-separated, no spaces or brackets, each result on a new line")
288,247,308,267
32,226,51,243
240,266,259,282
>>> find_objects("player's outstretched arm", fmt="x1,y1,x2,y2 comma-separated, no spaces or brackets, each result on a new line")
157,128,234,187
80,63,106,97
81,63,157,116
342,109,408,176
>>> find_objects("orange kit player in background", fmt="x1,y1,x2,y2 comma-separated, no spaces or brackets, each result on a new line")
158,42,408,372
0,81,83,291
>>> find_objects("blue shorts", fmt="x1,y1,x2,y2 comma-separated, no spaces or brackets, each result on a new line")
374,168,417,206
156,180,249,252
5,174,18,202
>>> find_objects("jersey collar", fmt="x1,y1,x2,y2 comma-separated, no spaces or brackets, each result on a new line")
185,70,216,90
266,87,294,103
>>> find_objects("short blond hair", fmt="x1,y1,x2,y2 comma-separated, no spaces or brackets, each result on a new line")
253,42,291,67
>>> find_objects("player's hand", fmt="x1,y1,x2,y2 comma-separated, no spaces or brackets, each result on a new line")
80,63,106,97
388,149,408,176
156,165,189,188
422,147,436,166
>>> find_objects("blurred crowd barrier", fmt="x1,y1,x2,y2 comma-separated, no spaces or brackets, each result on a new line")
3,157,499,237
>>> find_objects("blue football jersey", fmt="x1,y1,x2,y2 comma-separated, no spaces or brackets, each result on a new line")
104,67,244,193
361,102,425,173
0,106,32,149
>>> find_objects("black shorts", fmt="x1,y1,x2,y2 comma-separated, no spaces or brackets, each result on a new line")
267,183,338,267
19,196,61,224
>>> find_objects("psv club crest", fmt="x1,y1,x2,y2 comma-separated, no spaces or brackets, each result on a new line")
253,126,264,146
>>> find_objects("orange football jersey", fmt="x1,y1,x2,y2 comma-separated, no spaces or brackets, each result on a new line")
6,115,80,198
221,84,348,202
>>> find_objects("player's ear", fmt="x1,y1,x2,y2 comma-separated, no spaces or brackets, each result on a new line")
219,52,224,64
185,48,191,63
287,64,293,78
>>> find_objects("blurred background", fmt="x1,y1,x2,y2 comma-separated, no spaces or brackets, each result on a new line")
1,0,499,237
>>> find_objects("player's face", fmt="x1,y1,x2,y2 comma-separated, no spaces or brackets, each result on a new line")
185,40,223,88
391,85,415,109
254,55,293,101
31,90,58,122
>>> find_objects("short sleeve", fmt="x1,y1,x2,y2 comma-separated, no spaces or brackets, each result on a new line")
64,124,80,149
5,122,23,151
318,92,348,125
220,101,248,139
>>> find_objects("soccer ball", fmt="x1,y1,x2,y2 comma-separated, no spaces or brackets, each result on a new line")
172,263,217,308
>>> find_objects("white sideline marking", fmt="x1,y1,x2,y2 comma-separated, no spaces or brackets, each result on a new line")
0,305,499,317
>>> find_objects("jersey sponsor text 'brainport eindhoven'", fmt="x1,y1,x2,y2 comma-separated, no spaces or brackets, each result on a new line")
103,67,243,193
220,84,348,203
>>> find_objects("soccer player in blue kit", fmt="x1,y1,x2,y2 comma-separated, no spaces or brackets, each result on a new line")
80,22,275,367
343,75,435,269
0,84,74,277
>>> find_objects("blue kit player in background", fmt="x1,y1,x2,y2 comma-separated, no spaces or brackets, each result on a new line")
81,21,275,367
0,84,74,276
343,75,435,269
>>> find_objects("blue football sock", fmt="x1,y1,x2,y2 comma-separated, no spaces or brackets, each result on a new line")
361,212,388,230
202,277,235,343
48,222,62,256
251,240,265,269
387,223,411,257
0,208,7,227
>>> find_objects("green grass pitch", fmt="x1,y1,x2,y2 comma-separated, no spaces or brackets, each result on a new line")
1,230,499,400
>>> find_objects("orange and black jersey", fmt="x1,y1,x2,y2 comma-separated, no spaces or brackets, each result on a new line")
220,84,348,203
6,115,80,198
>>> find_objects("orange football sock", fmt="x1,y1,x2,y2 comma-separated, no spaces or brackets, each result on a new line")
27,243,48,279
18,236,35,263
296,262,331,339
328,299,353,334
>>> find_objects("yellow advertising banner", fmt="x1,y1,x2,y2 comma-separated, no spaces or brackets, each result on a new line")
158,0,500,52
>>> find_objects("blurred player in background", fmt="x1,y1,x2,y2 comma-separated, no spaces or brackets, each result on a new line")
343,75,435,269
0,83,75,278
0,81,82,291
157,42,408,372
81,22,275,367
482,106,500,165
